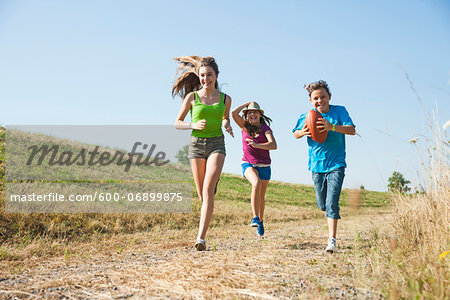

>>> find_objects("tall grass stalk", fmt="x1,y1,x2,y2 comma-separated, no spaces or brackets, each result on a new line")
356,114,449,298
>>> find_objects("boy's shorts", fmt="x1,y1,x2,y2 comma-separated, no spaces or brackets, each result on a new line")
188,136,226,159
241,162,271,180
311,167,345,219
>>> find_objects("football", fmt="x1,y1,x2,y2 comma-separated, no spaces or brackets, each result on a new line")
305,110,327,143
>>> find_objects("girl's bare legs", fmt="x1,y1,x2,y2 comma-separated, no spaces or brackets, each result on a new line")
259,180,269,221
244,167,261,219
197,153,225,240
190,158,206,202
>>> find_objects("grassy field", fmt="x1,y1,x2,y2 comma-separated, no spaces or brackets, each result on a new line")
0,126,448,299
0,127,389,241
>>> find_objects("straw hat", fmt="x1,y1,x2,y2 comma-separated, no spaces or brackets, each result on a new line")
242,101,264,115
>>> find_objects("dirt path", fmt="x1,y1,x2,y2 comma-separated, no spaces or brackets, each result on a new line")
0,211,389,299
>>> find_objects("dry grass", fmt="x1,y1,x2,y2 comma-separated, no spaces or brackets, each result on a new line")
354,116,449,299
0,200,324,262
0,208,388,299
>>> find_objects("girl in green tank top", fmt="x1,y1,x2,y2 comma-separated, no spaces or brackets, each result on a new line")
173,56,234,251
191,91,226,138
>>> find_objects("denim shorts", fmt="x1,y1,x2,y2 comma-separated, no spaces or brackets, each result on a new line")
311,167,345,219
241,162,271,180
188,136,226,159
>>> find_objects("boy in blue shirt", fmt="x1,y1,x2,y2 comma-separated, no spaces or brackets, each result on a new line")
292,80,356,253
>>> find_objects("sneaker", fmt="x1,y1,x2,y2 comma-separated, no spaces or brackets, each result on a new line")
326,237,337,253
250,216,260,227
195,239,206,251
257,221,264,236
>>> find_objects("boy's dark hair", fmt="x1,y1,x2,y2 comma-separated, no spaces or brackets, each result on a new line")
243,112,272,137
304,80,332,97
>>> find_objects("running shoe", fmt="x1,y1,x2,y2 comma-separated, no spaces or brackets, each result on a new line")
326,237,337,253
195,239,206,251
257,221,264,236
250,216,260,227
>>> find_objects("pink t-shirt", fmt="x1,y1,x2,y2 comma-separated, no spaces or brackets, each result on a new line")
241,124,271,165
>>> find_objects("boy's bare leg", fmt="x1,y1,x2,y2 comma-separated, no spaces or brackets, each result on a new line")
327,218,338,238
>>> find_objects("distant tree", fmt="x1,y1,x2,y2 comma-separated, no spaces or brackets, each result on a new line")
387,171,411,193
360,185,365,191
176,145,189,166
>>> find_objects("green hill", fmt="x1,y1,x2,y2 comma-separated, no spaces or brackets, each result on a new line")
0,127,390,241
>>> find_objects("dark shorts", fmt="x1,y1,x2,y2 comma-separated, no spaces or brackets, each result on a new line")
188,136,226,159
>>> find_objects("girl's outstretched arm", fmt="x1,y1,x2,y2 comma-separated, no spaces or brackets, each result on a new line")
231,101,252,129
245,130,277,150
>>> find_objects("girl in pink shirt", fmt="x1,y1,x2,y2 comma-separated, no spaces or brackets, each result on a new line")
232,101,277,236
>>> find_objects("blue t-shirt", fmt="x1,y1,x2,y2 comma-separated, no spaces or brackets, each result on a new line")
292,105,355,173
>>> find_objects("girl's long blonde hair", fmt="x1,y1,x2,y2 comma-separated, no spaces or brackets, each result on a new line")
171,56,219,99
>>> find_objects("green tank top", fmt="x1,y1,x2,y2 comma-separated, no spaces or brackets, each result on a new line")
191,92,226,138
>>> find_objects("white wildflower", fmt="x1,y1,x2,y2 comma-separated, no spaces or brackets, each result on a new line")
443,120,450,131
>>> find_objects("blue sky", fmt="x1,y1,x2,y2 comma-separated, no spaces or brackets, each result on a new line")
1,0,449,191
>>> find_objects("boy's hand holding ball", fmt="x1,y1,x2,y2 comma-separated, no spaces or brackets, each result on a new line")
316,118,332,133
301,124,311,137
